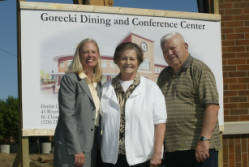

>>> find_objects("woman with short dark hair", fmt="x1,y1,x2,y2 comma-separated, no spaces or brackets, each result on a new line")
101,42,167,167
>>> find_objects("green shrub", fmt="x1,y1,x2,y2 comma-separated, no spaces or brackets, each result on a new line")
0,96,19,144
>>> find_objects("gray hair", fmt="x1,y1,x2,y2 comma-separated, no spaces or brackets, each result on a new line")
160,32,185,49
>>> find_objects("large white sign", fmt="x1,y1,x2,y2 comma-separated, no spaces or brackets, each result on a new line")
20,2,223,136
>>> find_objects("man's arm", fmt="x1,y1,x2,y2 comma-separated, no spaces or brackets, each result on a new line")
195,104,219,162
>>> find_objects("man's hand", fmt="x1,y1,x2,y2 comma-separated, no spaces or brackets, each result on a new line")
74,152,85,167
150,152,162,167
195,141,210,163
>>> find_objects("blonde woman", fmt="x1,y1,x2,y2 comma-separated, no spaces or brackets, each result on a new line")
54,39,102,167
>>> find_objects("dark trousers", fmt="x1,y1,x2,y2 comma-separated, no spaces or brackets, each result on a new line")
91,126,103,167
162,149,218,167
103,154,150,167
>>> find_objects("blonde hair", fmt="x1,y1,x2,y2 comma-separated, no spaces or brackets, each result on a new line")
67,38,102,82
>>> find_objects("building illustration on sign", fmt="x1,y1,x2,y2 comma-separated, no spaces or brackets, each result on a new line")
40,33,166,94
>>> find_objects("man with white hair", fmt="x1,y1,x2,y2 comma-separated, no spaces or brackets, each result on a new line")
157,32,220,167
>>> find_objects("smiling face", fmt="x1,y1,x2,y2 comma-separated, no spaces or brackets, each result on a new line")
80,42,99,72
117,49,139,80
162,34,189,72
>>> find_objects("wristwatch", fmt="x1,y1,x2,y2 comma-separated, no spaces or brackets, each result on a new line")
199,136,210,141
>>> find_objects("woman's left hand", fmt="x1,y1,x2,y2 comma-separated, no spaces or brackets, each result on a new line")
150,152,162,167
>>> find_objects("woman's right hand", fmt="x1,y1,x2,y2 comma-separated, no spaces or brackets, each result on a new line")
150,152,162,167
74,152,85,167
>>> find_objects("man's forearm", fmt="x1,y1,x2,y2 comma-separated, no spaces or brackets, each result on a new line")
200,104,219,139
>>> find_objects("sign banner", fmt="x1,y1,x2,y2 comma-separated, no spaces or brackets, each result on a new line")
20,2,223,136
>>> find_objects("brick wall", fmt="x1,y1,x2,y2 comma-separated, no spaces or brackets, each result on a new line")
223,135,249,167
220,0,249,166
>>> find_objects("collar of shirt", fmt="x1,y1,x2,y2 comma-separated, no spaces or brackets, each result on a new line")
168,55,193,75
78,71,97,88
111,72,140,94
